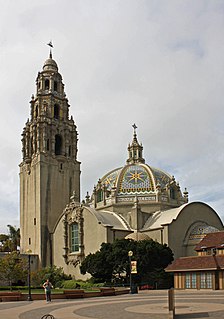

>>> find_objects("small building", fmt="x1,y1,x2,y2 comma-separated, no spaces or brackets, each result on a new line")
166,231,224,290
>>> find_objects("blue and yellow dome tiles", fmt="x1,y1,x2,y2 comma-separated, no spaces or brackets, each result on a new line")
95,124,183,203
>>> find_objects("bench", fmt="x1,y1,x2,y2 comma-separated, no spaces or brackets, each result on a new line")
99,287,115,296
63,289,85,299
0,291,22,302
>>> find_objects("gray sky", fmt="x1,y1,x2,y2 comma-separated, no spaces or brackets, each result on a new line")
0,0,224,233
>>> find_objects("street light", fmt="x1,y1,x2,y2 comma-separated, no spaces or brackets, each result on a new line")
128,250,133,294
26,249,32,301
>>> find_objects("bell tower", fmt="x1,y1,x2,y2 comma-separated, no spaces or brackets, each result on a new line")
19,51,80,267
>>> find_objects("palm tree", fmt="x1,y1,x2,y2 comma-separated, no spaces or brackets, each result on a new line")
7,225,20,251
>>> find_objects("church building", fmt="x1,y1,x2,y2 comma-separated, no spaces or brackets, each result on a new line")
19,52,223,279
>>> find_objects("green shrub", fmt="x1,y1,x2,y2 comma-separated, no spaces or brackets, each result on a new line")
31,265,71,287
61,279,104,289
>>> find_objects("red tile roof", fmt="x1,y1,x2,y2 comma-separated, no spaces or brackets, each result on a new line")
166,255,224,272
194,231,224,251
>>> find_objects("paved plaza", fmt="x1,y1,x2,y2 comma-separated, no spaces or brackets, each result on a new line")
1,290,224,319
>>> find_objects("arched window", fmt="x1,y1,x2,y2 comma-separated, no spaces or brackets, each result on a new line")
55,135,62,155
97,189,103,203
170,188,175,200
54,81,58,92
54,104,59,119
45,79,49,90
71,223,79,252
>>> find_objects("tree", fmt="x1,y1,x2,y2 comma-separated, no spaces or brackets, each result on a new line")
80,239,173,286
31,265,71,287
0,252,27,289
0,225,20,252
7,225,20,251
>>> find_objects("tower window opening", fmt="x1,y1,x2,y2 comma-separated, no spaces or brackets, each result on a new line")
47,139,50,151
45,79,49,90
54,81,58,92
69,145,71,157
35,105,38,118
38,82,41,89
54,104,60,119
30,137,33,155
29,238,31,245
55,134,62,155
34,218,36,225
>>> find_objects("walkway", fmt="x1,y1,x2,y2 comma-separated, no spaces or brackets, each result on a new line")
1,290,224,319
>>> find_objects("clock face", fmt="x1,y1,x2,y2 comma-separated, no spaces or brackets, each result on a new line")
119,165,153,193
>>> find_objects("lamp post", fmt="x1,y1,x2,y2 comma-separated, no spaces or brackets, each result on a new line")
26,249,32,301
128,250,133,294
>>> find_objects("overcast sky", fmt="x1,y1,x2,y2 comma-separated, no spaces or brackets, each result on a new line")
0,0,224,234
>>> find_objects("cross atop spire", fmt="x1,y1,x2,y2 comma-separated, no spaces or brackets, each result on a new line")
132,123,137,132
47,41,53,58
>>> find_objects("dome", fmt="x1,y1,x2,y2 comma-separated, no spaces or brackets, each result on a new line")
91,125,188,208
125,231,150,241
101,164,172,196
43,54,58,72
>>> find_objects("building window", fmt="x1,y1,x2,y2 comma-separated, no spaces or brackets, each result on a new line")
185,272,197,289
29,238,31,245
47,139,49,151
54,104,59,119
170,188,175,200
200,272,212,289
34,218,36,226
45,79,49,90
71,223,79,252
54,81,58,92
97,189,103,202
35,105,38,118
55,135,62,155
69,145,71,157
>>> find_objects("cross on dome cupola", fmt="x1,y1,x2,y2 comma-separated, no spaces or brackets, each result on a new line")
126,124,145,164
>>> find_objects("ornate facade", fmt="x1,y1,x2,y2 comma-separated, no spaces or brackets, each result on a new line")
20,53,223,278
20,52,80,267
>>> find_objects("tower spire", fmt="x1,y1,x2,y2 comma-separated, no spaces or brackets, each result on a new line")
126,124,145,164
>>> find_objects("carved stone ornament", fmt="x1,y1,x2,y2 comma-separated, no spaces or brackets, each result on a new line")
63,195,84,267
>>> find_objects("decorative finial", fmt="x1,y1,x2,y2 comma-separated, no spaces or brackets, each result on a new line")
132,123,137,134
70,190,76,202
47,41,53,58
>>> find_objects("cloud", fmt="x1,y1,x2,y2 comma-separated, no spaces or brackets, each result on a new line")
0,0,224,232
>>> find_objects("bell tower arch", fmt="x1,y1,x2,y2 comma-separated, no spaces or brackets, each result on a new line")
19,51,80,267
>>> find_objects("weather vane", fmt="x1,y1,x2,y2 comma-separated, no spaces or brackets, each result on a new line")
47,41,53,48
132,123,137,134
47,41,53,57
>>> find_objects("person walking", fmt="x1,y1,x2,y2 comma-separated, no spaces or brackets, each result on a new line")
43,279,53,302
